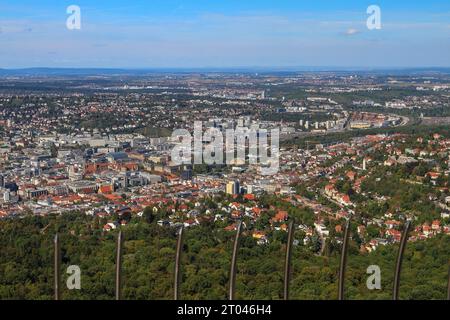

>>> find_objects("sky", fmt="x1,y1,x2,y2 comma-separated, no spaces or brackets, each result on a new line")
0,0,449,69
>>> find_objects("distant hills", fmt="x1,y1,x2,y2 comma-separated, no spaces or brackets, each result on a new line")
0,67,449,76
0,68,141,76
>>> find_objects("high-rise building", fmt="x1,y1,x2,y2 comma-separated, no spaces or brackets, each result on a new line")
226,182,232,195
3,190,10,202
234,180,240,195
0,174,4,188
181,169,193,181
226,180,240,195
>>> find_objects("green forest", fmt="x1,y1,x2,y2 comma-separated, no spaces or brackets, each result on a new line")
0,213,448,300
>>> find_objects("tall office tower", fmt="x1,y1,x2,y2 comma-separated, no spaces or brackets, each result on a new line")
226,180,241,195
3,190,10,203
233,180,240,195
363,158,367,171
226,181,234,195
0,174,4,188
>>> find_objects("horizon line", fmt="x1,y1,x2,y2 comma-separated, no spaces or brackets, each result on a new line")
1,66,450,74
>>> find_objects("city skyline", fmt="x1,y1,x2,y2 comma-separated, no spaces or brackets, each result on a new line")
0,70,449,301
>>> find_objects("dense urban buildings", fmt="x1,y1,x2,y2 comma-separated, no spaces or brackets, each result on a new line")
1,0,450,311
0,71,449,301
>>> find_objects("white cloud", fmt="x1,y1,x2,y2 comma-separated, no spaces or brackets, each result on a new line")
345,28,359,36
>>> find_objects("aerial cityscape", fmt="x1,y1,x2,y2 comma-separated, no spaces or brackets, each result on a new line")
0,0,449,304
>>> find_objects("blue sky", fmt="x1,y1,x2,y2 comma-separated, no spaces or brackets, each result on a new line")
0,0,449,68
